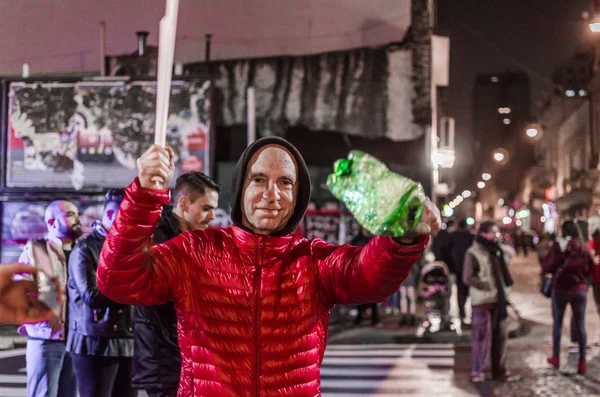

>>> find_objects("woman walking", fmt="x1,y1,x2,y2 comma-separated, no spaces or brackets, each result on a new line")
543,220,595,375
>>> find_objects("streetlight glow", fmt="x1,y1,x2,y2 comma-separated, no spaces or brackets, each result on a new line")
526,128,539,138
462,190,472,198
477,181,486,189
482,173,491,181
493,152,505,162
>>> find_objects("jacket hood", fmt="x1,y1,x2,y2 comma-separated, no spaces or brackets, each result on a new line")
230,136,311,236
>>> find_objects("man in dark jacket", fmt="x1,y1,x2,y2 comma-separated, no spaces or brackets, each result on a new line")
451,219,475,323
432,220,456,272
132,171,220,397
67,189,135,397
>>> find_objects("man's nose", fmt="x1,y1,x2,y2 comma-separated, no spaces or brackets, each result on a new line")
207,209,215,222
263,182,280,202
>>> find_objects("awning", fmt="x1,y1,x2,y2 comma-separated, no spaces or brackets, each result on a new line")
553,189,593,212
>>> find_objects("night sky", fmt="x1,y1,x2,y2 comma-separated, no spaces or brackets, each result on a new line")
437,0,592,184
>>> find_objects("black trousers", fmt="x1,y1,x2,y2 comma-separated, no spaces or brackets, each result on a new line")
146,390,178,397
354,303,380,325
71,354,136,397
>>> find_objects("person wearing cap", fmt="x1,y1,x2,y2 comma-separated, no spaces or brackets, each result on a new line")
97,137,441,396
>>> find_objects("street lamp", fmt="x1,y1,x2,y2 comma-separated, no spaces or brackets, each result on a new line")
492,148,509,165
526,128,538,138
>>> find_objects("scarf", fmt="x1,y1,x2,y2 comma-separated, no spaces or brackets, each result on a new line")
476,236,514,319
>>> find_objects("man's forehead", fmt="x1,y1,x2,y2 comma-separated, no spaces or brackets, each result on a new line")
247,145,297,175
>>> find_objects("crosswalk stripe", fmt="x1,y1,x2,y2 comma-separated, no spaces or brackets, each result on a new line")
0,387,26,397
320,367,454,378
324,349,455,357
0,375,27,383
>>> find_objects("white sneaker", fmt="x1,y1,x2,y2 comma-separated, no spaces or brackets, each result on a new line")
385,307,393,315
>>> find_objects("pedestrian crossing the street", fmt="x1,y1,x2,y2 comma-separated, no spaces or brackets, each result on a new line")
0,344,455,397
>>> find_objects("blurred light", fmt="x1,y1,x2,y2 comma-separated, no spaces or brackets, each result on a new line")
565,90,576,97
502,217,512,225
477,181,486,189
508,209,515,217
516,209,530,219
526,128,539,138
516,220,522,227
502,118,511,125
432,148,456,168
466,217,475,226
542,203,548,210
498,198,505,206
590,15,600,32
449,202,456,208
482,173,491,181
493,151,505,162
442,205,454,218
540,216,547,223
497,107,511,114
579,89,588,97
462,190,472,198
491,76,499,83
456,196,464,203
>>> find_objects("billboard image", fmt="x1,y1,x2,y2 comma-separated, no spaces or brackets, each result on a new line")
5,78,212,191
1,199,104,263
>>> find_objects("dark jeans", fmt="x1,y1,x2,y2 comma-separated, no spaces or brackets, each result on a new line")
71,354,136,397
354,303,380,325
146,390,178,397
552,289,587,359
471,305,508,377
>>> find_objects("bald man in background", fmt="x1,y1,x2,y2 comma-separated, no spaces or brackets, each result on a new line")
19,200,82,397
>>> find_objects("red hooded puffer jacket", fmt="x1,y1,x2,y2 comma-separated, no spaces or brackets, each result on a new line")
97,179,427,396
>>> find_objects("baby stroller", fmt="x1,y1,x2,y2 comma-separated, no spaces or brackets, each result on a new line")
416,258,461,337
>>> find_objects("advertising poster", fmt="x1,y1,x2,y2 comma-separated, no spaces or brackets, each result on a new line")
1,200,103,263
5,79,212,191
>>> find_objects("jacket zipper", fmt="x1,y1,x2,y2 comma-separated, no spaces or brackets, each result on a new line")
254,237,264,396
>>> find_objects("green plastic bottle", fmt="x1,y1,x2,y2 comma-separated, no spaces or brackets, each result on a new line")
326,150,426,238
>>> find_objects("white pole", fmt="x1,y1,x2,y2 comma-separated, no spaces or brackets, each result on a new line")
22,63,30,78
247,87,256,146
99,21,106,76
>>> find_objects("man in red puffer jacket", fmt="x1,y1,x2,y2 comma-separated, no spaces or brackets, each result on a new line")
97,136,441,396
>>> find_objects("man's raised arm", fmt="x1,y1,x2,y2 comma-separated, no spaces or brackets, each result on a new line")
97,145,180,306
316,198,440,306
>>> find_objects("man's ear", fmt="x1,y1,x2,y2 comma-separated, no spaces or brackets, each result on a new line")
47,218,56,231
178,195,190,211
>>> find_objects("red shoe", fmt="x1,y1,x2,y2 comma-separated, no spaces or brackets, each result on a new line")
578,359,587,375
547,355,559,369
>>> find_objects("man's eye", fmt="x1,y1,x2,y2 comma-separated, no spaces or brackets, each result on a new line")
253,177,265,183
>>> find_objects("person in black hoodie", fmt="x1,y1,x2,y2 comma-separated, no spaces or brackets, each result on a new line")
67,189,134,397
132,171,220,397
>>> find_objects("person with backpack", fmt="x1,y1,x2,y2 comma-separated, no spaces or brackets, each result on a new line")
543,220,595,375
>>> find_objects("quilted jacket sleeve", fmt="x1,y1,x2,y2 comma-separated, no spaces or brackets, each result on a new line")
97,178,185,306
314,235,428,306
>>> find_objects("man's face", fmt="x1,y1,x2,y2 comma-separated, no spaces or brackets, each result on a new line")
182,189,219,230
481,226,501,242
50,201,82,239
242,145,298,235
102,201,121,231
